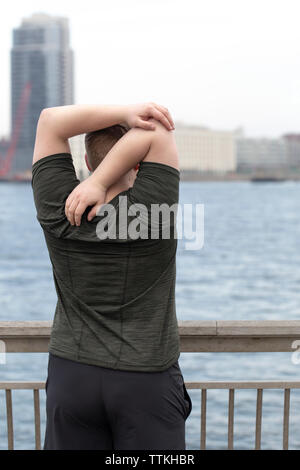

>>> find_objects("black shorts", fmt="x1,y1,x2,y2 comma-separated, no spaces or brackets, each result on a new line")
44,353,192,450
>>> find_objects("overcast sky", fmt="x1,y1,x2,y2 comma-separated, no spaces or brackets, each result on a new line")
0,0,299,138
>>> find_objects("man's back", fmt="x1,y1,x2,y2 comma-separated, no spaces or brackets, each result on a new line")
32,135,181,371
31,103,193,450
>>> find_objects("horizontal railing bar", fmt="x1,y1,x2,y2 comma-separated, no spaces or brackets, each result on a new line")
0,321,52,336
0,382,45,390
185,381,300,389
2,321,300,353
1,380,300,391
215,321,300,336
180,337,300,353
3,320,300,337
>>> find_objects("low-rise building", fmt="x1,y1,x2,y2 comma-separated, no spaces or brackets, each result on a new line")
282,134,300,170
174,122,236,173
235,134,287,172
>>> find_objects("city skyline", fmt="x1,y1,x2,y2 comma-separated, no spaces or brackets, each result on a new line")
0,10,298,178
0,0,299,140
9,13,74,173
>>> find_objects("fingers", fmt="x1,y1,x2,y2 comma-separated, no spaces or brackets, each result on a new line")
153,108,173,130
74,201,87,227
66,197,78,226
87,207,96,221
65,194,74,218
88,203,102,221
150,107,174,131
137,118,156,131
65,191,86,226
154,104,175,129
149,102,175,130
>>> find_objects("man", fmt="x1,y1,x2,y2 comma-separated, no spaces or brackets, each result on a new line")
31,102,192,450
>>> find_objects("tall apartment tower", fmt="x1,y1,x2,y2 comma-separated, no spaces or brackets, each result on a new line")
10,12,74,173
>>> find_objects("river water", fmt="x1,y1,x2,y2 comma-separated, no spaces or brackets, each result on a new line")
1,180,300,450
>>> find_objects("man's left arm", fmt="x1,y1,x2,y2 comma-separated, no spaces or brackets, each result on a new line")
32,103,175,165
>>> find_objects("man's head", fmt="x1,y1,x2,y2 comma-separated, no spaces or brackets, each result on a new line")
84,123,131,172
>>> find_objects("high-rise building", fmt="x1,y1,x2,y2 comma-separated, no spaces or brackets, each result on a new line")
10,12,74,174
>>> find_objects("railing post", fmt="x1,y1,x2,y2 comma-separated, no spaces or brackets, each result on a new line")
228,389,235,450
33,389,41,450
5,389,14,450
200,389,207,450
255,388,263,449
283,389,290,450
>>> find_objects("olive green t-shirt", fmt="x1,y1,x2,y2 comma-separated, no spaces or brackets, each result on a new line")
31,153,181,371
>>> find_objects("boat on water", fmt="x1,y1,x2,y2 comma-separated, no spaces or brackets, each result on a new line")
250,175,287,183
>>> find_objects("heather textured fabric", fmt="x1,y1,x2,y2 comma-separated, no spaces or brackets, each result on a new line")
31,153,181,371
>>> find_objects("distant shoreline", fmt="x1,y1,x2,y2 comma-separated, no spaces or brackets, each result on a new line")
180,171,300,182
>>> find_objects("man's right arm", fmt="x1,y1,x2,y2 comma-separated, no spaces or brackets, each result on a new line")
90,118,179,188
65,119,179,226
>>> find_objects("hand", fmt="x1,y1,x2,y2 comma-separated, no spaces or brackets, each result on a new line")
124,102,175,131
65,175,107,226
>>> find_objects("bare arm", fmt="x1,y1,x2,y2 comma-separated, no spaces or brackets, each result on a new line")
65,127,153,226
65,118,179,226
32,103,175,165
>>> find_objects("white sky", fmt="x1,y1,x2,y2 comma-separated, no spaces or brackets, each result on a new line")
0,0,299,138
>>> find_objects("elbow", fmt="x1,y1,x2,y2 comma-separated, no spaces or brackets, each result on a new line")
37,107,56,132
38,107,53,123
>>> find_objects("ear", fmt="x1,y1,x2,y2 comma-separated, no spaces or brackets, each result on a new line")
85,153,92,172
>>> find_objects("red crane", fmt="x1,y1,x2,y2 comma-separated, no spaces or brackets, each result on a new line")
0,81,32,178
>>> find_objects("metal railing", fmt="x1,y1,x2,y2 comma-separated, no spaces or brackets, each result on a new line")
189,380,296,450
0,382,44,450
1,320,300,450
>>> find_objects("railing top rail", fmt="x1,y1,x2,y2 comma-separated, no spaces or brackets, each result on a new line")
179,320,300,337
0,321,52,336
2,320,300,336
2,321,300,353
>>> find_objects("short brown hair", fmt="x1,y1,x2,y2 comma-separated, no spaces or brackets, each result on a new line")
85,123,130,171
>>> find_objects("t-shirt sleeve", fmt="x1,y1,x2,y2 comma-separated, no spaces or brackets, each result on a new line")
122,161,180,241
31,153,98,240
129,161,180,208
